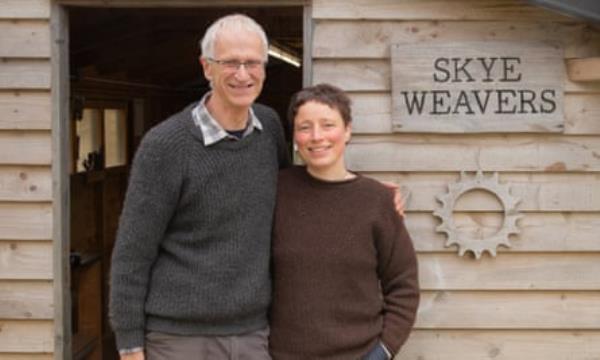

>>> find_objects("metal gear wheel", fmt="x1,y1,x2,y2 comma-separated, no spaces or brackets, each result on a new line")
433,171,522,259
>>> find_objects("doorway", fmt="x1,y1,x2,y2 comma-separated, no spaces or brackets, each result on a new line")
65,6,304,359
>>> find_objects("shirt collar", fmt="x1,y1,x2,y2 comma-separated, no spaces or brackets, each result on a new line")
192,92,263,146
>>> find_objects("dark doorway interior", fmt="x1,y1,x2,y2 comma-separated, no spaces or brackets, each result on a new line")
67,6,303,359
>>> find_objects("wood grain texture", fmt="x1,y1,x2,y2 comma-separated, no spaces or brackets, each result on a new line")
0,241,52,280
0,320,53,353
567,57,600,82
416,291,600,329
50,5,70,359
0,131,51,165
346,135,600,172
0,0,49,19
403,212,600,252
312,0,571,21
418,253,600,290
0,20,50,58
0,281,53,319
0,91,51,130
0,355,53,360
0,166,52,201
390,41,564,133
0,60,51,90
0,203,52,240
365,172,600,212
399,330,600,360
564,93,600,134
350,92,600,135
313,21,600,59
313,59,600,93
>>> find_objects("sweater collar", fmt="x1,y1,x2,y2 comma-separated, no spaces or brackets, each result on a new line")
191,92,263,146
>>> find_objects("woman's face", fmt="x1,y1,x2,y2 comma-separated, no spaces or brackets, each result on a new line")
293,101,351,177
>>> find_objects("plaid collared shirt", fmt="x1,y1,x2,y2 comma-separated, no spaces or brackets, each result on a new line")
192,92,263,146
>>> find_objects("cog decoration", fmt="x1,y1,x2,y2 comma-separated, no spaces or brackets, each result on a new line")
433,171,523,259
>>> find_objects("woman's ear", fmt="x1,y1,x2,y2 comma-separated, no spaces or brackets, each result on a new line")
344,123,352,144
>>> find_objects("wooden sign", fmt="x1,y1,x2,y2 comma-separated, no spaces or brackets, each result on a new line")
391,41,564,133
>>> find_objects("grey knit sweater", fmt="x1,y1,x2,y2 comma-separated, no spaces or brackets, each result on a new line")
109,102,289,350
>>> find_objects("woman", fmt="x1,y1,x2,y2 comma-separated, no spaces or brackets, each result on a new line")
269,84,420,360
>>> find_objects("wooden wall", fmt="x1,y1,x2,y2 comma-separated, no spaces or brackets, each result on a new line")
0,0,54,358
310,0,600,359
1,0,599,359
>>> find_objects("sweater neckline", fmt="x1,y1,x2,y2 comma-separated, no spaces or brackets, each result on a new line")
186,106,261,150
298,166,362,188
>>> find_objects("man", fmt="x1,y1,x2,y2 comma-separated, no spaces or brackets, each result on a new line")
109,14,288,360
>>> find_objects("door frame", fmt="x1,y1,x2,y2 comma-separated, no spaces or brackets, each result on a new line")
50,1,312,359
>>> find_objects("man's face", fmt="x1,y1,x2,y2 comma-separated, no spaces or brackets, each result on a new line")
201,29,266,112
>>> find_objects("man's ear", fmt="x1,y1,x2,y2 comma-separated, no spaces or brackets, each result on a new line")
200,56,212,82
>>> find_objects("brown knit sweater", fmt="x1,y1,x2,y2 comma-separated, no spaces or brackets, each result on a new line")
269,166,419,360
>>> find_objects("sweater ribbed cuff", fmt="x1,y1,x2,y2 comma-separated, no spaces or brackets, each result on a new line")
115,329,145,352
119,347,144,356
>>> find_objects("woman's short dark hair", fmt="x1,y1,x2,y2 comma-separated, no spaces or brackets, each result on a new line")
287,83,352,127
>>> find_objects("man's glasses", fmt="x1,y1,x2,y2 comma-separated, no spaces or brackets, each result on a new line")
207,58,266,72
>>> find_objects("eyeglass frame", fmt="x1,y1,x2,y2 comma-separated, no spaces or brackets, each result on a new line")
206,57,267,72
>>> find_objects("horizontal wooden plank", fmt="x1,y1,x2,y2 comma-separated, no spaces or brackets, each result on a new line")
0,166,52,201
351,92,600,135
366,172,600,211
400,330,600,360
564,93,600,134
567,57,600,82
404,212,600,252
0,354,53,360
0,0,49,19
0,131,51,165
312,0,571,21
0,203,52,240
313,21,600,59
0,281,53,319
313,59,600,93
349,93,391,133
0,60,51,90
0,320,53,353
0,20,50,58
418,253,600,290
0,241,52,280
347,135,600,172
416,291,600,329
0,91,51,130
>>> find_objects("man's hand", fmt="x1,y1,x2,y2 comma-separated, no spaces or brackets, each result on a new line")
380,181,408,217
121,351,144,360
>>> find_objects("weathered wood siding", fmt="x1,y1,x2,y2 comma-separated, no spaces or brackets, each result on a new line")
311,0,600,359
0,0,53,358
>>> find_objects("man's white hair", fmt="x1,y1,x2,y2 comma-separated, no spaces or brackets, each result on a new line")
200,14,269,60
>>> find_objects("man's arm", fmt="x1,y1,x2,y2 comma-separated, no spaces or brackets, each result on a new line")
380,181,408,216
109,132,182,352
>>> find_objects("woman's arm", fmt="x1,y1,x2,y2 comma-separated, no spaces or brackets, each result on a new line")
374,194,420,355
